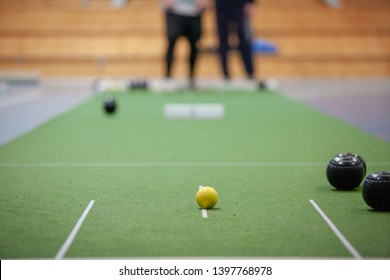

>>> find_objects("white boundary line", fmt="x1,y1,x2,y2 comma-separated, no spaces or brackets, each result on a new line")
198,185,208,218
309,199,363,260
55,200,95,260
1,161,390,168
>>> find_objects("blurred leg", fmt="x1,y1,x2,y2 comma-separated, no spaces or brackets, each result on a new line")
236,14,254,79
165,11,181,78
216,9,230,79
166,37,177,78
187,16,201,81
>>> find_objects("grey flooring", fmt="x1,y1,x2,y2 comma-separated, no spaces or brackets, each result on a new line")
277,78,390,142
0,77,94,145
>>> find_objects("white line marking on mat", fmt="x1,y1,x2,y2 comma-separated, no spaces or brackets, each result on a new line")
198,185,208,218
1,161,389,168
309,199,362,260
55,200,95,260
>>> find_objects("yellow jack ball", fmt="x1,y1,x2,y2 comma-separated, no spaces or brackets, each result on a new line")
196,186,218,209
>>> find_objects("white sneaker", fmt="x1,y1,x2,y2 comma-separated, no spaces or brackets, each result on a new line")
162,79,176,92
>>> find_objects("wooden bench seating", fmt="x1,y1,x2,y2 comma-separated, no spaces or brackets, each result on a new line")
0,0,389,77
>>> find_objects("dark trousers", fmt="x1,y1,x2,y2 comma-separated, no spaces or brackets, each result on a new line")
165,11,202,79
216,7,254,79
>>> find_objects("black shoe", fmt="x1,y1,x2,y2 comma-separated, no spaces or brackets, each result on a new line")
258,80,267,90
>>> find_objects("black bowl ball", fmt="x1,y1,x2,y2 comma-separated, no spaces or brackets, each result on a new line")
104,95,116,114
362,171,390,211
326,153,365,190
353,153,367,176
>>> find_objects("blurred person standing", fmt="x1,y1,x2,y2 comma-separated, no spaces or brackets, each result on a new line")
215,0,256,80
162,0,208,89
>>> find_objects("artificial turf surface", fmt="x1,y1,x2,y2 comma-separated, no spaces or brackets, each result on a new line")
0,89,389,259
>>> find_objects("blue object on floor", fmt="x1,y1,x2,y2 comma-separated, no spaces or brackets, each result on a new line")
252,39,278,54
